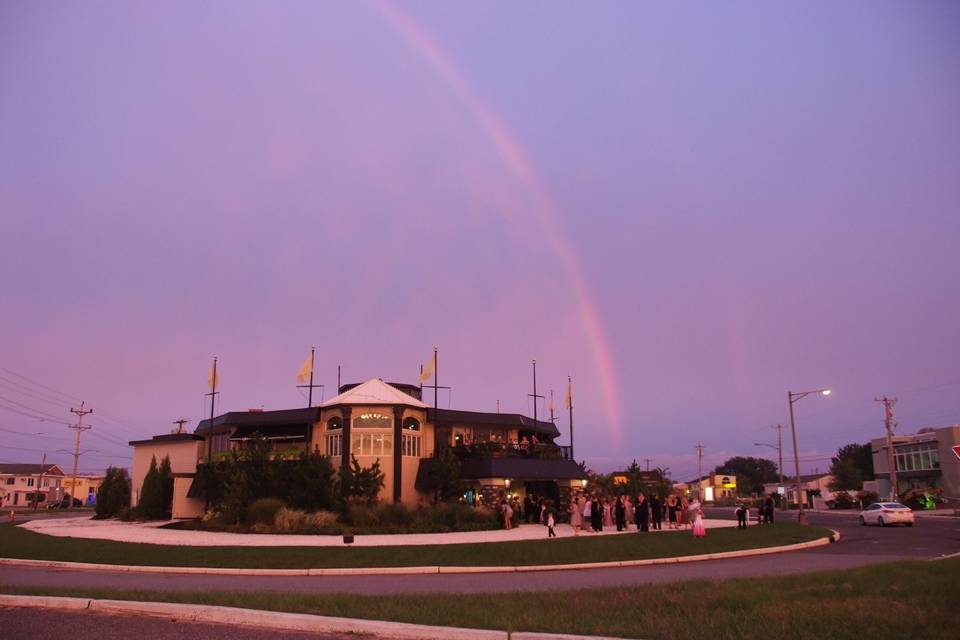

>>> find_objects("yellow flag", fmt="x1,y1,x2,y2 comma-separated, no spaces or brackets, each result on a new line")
296,352,313,383
564,378,573,410
207,360,219,391
419,352,435,384
549,390,556,415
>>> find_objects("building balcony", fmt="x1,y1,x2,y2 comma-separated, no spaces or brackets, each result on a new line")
448,441,574,461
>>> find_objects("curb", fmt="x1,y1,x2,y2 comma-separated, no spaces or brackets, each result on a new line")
0,533,834,576
0,594,633,640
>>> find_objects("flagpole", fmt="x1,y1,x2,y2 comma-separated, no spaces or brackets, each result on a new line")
568,375,574,460
307,345,315,408
206,355,218,461
532,360,538,425
433,346,438,413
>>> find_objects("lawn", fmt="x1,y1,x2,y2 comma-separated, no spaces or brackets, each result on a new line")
0,522,827,569
2,558,956,639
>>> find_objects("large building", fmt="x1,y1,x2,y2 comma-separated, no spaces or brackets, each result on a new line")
870,425,960,500
0,464,64,508
131,378,586,517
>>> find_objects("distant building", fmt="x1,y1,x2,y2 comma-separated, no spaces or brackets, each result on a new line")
682,473,737,501
130,378,586,517
870,425,960,500
610,469,663,491
61,474,106,507
763,473,835,508
0,464,65,507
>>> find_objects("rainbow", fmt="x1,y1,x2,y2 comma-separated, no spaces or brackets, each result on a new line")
372,1,623,444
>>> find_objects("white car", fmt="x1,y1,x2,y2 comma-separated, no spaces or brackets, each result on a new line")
859,502,915,527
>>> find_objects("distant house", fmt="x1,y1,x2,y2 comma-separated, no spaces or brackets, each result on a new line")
0,464,65,507
683,473,737,502
763,473,835,508
61,474,106,507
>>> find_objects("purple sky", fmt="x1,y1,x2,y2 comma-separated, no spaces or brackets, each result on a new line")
2,1,958,480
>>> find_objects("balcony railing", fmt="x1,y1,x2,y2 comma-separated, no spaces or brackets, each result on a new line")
449,442,574,461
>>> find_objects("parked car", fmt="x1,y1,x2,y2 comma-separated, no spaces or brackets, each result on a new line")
46,497,83,509
859,502,915,527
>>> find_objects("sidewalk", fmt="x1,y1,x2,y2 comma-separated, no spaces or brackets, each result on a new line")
22,517,737,547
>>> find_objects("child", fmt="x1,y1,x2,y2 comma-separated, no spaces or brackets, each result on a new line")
547,508,557,538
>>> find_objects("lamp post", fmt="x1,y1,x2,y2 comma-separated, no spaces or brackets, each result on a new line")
787,388,831,525
754,441,785,508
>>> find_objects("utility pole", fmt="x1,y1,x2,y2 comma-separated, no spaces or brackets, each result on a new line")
645,458,651,472
496,399,500,414
772,423,785,509
68,402,93,509
172,419,189,434
876,396,898,501
695,443,704,499
32,452,47,510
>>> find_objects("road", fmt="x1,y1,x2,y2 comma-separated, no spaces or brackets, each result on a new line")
0,607,364,640
1,511,957,595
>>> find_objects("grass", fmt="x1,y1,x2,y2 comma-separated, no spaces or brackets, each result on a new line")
2,558,957,639
0,522,826,569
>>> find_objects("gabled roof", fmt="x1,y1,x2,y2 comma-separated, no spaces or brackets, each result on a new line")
428,408,561,439
319,378,427,409
0,464,65,476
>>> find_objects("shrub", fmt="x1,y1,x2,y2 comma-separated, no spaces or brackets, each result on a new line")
246,497,286,527
832,491,856,509
136,455,173,520
339,455,385,502
94,466,131,519
272,508,341,534
857,490,879,508
379,502,415,527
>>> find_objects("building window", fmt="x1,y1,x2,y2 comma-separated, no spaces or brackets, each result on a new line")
4,479,13,485
350,432,392,456
403,417,421,432
26,478,35,487
402,434,421,457
353,412,391,430
894,442,939,472
326,433,342,457
327,416,342,431
211,432,230,453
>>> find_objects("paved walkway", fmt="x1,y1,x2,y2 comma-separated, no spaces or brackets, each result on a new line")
22,517,737,547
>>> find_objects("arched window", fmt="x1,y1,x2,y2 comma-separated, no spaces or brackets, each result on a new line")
327,416,342,431
403,417,421,432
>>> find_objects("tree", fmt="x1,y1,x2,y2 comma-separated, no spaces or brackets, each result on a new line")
620,459,645,496
714,456,779,495
423,446,463,502
828,458,863,491
339,455,385,502
137,456,165,519
833,443,874,481
94,466,131,518
158,456,173,515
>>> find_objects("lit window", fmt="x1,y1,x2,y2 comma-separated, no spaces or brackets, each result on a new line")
327,416,343,431
402,434,421,457
326,433,342,457
403,417,421,432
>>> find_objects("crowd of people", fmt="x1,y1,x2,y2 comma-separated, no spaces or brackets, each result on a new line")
497,490,708,538
568,491,706,537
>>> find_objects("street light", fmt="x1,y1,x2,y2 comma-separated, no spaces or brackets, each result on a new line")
787,388,831,525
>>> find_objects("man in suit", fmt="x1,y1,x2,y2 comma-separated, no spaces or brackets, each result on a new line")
635,492,650,532
649,494,662,530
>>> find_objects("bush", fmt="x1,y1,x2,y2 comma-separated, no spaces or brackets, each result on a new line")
94,466,131,519
857,490,879,508
832,491,856,509
272,508,341,534
246,497,286,527
136,455,173,520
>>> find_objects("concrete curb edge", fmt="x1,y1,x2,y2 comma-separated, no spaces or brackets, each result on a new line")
0,594,634,640
0,533,835,577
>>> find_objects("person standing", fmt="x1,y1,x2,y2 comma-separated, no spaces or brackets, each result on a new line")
650,494,662,530
765,495,775,524
570,493,582,536
591,494,603,532
635,492,649,532
735,502,747,529
691,500,706,538
603,497,614,529
666,494,677,529
546,502,557,538
614,494,626,532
